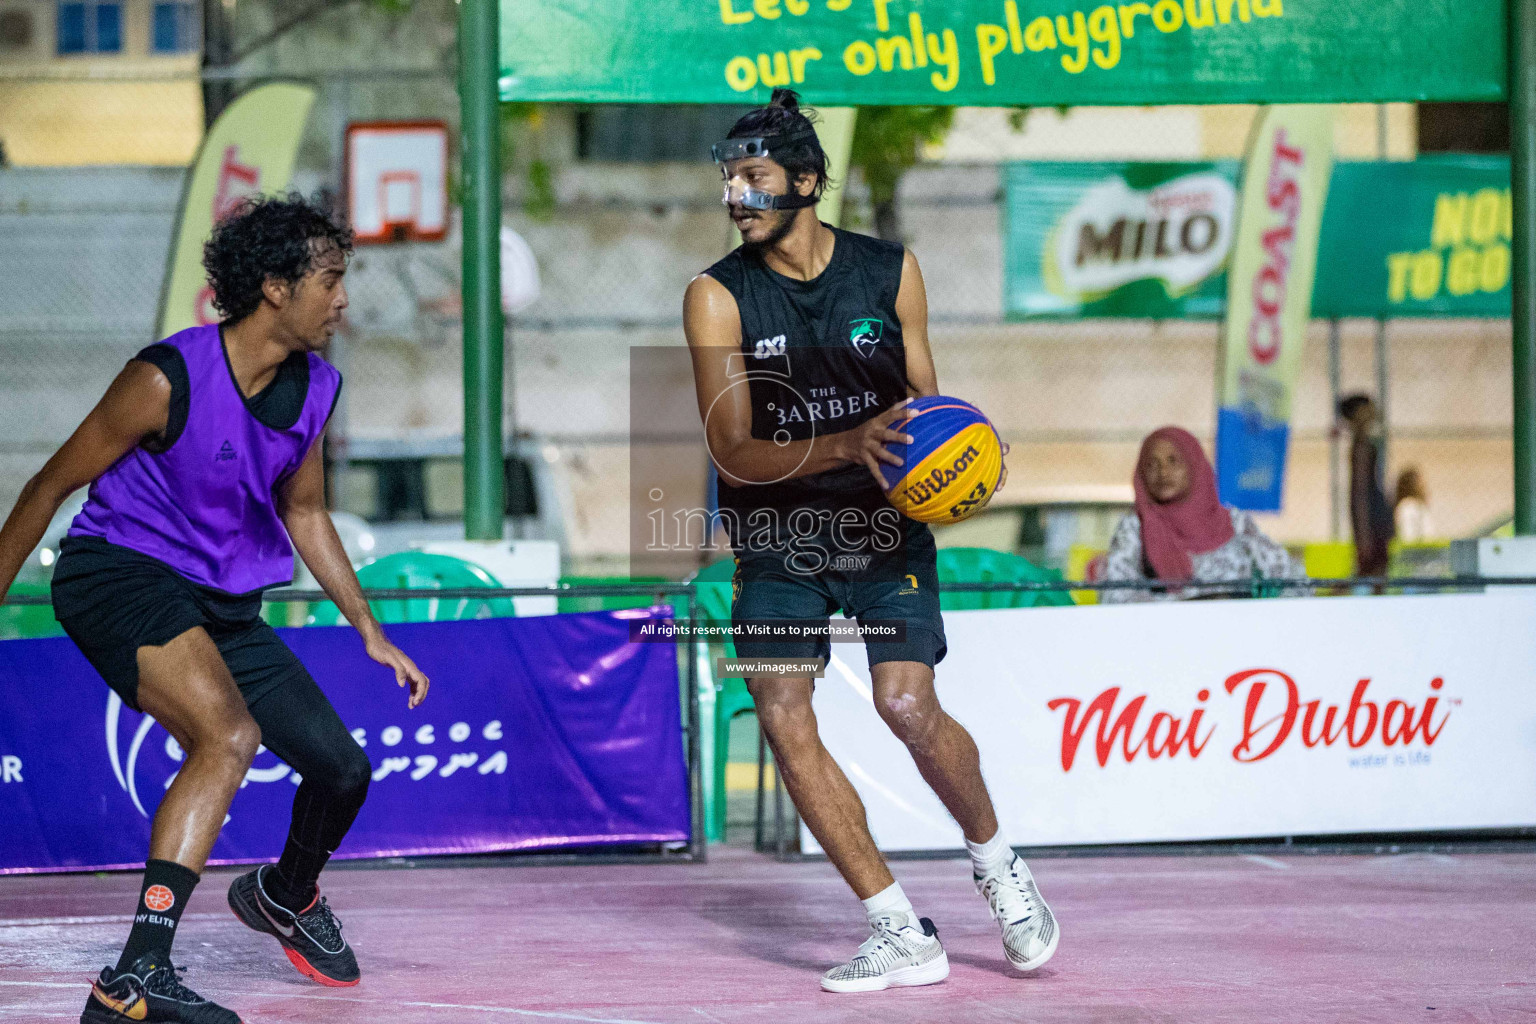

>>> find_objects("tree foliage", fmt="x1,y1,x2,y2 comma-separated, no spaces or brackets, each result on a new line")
501,103,556,220
848,105,1028,241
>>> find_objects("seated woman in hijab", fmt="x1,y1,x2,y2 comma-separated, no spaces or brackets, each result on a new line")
1101,426,1308,603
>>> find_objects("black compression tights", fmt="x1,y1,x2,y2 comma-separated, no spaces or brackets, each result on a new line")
247,671,371,909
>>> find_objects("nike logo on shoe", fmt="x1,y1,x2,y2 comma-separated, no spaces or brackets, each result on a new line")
91,983,148,1020
257,896,296,938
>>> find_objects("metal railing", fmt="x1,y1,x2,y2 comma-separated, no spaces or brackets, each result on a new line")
13,575,1536,608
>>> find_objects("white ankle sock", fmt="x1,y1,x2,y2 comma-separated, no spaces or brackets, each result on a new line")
966,829,1015,878
861,881,914,928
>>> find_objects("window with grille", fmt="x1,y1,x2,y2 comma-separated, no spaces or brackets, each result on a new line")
151,0,196,53
56,0,122,54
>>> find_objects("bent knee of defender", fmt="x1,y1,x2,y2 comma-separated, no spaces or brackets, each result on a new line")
202,715,262,769
332,742,373,799
294,739,372,800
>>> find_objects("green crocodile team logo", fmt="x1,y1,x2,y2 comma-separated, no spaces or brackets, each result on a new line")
849,317,883,357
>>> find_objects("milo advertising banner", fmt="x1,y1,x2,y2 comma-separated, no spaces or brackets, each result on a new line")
1004,162,1240,317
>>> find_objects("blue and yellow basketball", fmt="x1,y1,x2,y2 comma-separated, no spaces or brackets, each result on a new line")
878,396,1005,524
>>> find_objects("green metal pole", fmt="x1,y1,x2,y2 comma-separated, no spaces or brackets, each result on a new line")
458,0,505,540
1513,0,1536,534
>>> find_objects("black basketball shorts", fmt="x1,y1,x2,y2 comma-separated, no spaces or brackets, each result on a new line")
729,522,947,669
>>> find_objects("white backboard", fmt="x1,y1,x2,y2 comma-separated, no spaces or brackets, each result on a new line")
346,121,448,244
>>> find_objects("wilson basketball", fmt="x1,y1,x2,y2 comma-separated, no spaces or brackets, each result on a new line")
878,396,1005,524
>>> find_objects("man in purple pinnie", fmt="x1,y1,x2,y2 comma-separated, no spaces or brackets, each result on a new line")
0,194,429,1024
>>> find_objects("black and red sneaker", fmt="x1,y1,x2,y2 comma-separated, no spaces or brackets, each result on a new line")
227,865,359,987
80,953,242,1023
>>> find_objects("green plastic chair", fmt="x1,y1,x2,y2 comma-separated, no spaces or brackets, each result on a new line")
936,547,1075,610
306,552,515,626
0,581,64,640
688,556,757,843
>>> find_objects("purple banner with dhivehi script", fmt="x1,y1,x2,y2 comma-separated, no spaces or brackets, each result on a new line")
0,608,689,873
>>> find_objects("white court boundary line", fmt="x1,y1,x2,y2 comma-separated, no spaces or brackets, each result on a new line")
1243,855,1292,870
240,990,669,1023
0,981,668,1024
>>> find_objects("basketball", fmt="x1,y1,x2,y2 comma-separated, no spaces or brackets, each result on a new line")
878,396,1005,525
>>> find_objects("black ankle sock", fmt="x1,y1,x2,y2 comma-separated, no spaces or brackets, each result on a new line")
116,860,199,972
267,838,329,913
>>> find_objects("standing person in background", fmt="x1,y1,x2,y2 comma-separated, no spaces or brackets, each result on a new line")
1102,426,1306,603
1339,394,1395,580
1394,467,1435,543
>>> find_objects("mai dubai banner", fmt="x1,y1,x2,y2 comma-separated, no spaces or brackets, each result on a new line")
1215,104,1333,511
0,611,689,873
805,593,1536,851
1005,156,1515,320
501,0,1504,107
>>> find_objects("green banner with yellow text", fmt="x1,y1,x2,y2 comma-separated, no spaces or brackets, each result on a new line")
1313,157,1513,318
501,1,1504,106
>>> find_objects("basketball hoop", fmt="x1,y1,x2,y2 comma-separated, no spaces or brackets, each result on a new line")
345,121,448,245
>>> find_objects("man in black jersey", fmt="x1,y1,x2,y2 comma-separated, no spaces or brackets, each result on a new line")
682,90,1059,992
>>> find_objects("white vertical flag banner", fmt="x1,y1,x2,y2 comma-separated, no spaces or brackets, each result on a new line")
1216,105,1335,511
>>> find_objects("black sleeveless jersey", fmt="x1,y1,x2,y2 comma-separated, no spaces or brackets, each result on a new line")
703,226,910,540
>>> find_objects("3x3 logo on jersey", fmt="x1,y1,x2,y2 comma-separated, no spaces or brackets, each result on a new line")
849,318,883,357
753,334,787,359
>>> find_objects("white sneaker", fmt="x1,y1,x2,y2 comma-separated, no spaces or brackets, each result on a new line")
977,855,1059,971
819,912,950,993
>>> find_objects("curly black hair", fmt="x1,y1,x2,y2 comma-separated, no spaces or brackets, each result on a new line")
726,88,832,201
202,192,354,323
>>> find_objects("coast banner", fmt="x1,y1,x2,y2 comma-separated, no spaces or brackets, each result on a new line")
1215,104,1334,511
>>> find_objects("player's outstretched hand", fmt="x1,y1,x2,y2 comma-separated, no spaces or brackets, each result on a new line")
844,399,914,489
366,636,431,709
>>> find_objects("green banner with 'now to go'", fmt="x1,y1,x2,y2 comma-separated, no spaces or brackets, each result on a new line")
501,0,1505,106
1313,157,1514,318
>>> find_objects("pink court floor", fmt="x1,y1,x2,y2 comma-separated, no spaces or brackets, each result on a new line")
2,846,1533,1023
